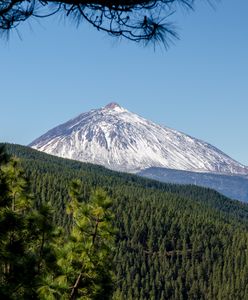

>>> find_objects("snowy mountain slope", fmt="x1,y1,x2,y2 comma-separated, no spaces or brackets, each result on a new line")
29,102,248,174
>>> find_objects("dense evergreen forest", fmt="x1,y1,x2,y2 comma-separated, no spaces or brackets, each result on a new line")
3,143,248,299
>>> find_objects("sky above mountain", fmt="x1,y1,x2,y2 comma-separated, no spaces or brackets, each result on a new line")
0,0,247,165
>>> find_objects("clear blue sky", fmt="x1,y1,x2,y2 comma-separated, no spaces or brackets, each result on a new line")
0,0,247,165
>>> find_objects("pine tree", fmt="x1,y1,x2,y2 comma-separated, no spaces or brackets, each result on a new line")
0,148,58,299
42,180,115,299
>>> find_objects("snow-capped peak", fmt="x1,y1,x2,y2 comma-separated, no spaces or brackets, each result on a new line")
29,103,248,175
102,102,126,113
104,102,121,109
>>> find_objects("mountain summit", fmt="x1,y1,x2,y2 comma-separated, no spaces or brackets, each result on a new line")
104,102,121,109
30,103,248,174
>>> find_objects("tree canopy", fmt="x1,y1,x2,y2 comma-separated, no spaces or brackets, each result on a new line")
3,143,248,299
0,146,115,299
0,0,198,47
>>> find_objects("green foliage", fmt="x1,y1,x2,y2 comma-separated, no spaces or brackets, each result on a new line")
3,143,248,299
0,146,116,299
0,147,59,299
39,180,115,300
112,191,248,299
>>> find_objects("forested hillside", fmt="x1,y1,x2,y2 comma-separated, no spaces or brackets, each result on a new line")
3,143,248,299
139,167,248,202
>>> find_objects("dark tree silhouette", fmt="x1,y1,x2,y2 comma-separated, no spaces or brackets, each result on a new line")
0,0,197,46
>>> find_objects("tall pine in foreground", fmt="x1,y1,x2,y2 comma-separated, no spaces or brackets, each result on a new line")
0,146,58,299
39,180,115,299
0,147,116,299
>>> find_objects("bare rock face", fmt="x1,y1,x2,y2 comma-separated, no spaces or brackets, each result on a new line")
29,103,248,175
